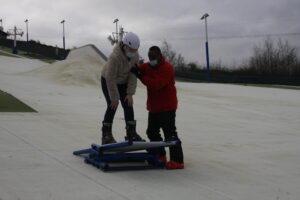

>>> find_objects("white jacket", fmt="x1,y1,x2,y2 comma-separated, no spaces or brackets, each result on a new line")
101,43,139,101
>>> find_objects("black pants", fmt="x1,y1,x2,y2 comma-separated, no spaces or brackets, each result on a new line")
147,111,184,163
101,77,134,123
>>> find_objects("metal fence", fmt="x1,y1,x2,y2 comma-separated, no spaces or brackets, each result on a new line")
175,71,300,86
0,38,69,60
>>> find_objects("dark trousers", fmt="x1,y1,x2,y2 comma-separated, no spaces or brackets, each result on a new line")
147,111,184,163
101,77,134,124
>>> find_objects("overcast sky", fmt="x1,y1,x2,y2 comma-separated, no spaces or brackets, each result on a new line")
1,0,300,66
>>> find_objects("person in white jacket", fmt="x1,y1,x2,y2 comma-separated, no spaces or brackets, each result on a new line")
100,32,144,144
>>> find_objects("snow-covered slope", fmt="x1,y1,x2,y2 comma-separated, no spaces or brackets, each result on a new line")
0,54,300,200
23,45,107,87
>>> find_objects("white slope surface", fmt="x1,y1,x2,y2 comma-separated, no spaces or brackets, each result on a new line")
23,45,107,87
0,53,300,200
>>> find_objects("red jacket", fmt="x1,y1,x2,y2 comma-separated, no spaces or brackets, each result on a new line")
139,58,178,113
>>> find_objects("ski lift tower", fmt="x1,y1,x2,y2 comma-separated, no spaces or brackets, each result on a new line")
7,26,24,54
119,25,126,41
107,18,127,46
108,18,119,46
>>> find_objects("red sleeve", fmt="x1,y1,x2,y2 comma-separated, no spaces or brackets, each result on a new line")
138,63,146,74
141,64,173,91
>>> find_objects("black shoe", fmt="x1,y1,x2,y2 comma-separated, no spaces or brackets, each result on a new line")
101,122,117,145
102,134,117,144
125,133,145,142
165,135,178,142
125,120,145,142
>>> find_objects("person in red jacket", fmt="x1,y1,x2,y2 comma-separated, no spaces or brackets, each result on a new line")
131,46,184,170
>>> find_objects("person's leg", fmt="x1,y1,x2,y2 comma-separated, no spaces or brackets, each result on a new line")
161,111,184,164
101,77,118,124
118,83,134,122
146,112,166,156
118,83,143,141
101,77,117,144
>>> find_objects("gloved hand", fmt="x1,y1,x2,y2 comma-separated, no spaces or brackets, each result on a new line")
130,64,142,79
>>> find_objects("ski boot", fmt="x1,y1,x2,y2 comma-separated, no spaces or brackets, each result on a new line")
125,120,145,142
101,122,117,145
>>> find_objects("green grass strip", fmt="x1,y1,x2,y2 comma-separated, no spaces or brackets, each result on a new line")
0,50,19,58
0,90,37,112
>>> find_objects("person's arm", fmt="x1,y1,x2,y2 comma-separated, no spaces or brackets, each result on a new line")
127,70,137,96
125,73,137,106
105,57,120,102
127,54,140,91
141,65,173,91
126,55,139,106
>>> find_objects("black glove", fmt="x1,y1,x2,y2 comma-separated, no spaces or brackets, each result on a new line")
130,64,142,79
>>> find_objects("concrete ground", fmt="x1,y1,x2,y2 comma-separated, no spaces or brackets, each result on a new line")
1,55,300,200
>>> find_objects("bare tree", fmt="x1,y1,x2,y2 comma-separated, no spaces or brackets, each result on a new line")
161,41,187,71
161,41,177,66
248,37,299,76
176,53,185,71
188,62,197,72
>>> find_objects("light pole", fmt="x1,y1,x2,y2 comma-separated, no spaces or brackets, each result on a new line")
25,19,29,54
113,18,119,42
60,20,65,50
201,13,211,82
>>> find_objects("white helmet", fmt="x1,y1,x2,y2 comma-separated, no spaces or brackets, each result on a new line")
122,32,140,50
